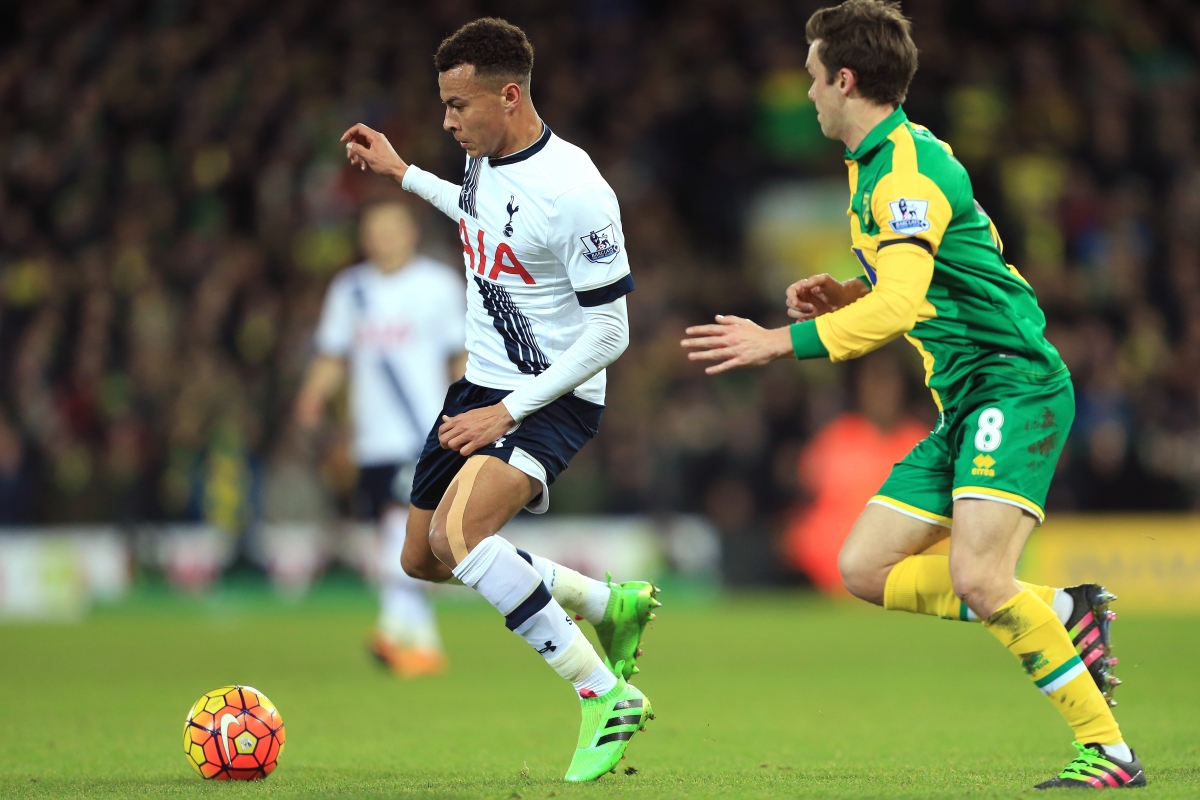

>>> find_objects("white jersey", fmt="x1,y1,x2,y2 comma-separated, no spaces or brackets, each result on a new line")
402,126,633,406
314,257,466,466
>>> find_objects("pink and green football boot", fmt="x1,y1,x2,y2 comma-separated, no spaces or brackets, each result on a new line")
1034,741,1147,789
1063,584,1121,706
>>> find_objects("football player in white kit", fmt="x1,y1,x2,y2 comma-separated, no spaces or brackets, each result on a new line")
295,201,465,677
341,18,659,782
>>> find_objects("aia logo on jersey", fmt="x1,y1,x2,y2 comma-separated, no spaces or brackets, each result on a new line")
887,198,930,234
581,225,620,263
460,219,535,284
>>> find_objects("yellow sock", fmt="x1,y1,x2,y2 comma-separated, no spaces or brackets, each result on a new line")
884,555,1056,622
984,589,1122,745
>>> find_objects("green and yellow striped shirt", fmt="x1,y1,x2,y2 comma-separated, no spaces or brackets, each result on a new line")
791,106,1068,412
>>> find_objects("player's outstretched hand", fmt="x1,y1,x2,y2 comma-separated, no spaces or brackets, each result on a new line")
785,274,866,320
341,123,409,182
681,315,793,375
439,403,517,457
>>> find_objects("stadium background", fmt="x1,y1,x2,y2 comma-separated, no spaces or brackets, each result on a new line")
5,0,1200,551
3,0,1200,797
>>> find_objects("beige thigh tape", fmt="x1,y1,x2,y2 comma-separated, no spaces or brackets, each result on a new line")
446,457,487,564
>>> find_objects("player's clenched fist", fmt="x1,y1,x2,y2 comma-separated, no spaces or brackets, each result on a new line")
341,123,409,182
680,315,794,375
785,273,868,320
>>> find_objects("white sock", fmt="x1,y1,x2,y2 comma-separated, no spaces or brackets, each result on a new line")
1102,742,1133,762
518,549,611,625
379,574,441,650
1051,588,1074,626
456,537,616,696
379,507,440,650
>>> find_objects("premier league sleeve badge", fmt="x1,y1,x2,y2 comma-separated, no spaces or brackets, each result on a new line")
887,197,931,234
580,225,621,263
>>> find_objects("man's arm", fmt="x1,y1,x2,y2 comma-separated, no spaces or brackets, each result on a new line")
436,299,630,455
682,244,935,371
805,245,934,361
437,181,634,454
785,273,871,321
502,298,629,420
686,167,951,372
294,355,347,429
342,123,461,220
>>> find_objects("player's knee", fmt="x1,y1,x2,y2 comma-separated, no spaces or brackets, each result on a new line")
838,544,885,604
427,520,452,565
948,558,1002,616
400,549,435,582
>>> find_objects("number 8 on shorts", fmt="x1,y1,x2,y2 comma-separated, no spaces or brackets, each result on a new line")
974,407,1004,452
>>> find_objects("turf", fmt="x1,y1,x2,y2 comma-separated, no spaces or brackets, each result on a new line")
1,584,1197,798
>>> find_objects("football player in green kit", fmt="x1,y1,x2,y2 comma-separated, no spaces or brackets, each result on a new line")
681,0,1146,790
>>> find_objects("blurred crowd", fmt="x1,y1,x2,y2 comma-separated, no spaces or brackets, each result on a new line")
2,0,1199,583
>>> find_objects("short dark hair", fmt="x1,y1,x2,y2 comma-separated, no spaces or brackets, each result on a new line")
805,0,918,107
434,18,535,87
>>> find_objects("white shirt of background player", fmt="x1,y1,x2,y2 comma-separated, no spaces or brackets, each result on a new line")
295,203,466,459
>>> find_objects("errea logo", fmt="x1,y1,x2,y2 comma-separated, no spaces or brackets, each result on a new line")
971,454,996,477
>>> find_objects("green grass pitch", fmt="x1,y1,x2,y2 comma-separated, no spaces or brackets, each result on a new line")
1,584,1197,798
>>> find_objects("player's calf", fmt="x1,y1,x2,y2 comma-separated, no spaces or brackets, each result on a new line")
427,455,651,777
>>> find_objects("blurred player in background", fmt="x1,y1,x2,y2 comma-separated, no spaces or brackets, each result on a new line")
682,0,1146,789
295,201,465,677
784,354,926,591
341,19,658,781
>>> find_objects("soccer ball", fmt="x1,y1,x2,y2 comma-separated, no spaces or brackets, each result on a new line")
183,685,285,780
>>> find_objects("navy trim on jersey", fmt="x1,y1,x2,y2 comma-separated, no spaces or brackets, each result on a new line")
575,273,635,307
488,125,552,167
459,158,482,218
473,276,551,374
852,247,877,285
877,236,933,254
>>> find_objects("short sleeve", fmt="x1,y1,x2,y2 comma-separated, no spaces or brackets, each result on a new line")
313,272,357,356
546,181,634,307
870,171,954,256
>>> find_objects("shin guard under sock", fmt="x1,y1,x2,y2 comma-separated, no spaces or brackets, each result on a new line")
984,589,1123,746
456,537,616,696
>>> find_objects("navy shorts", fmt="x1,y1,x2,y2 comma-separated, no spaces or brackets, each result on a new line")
410,378,604,514
355,462,414,519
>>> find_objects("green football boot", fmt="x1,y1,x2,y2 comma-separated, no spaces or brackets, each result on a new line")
564,664,654,782
593,575,660,680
